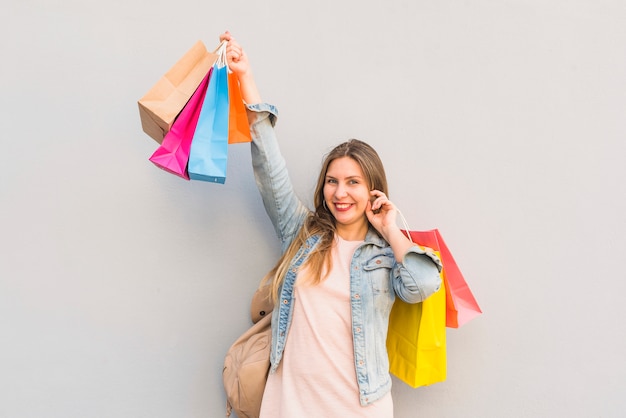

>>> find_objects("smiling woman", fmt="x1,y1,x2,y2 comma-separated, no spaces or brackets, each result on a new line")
324,154,380,240
220,31,443,417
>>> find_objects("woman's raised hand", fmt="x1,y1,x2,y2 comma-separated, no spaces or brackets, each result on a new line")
218,31,261,104
219,31,250,77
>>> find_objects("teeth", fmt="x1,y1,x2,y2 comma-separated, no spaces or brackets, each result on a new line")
336,204,351,209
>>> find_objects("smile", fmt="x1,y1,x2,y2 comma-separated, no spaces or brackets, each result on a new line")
334,203,353,211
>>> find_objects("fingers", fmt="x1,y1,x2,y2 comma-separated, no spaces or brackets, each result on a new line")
369,190,393,211
222,34,244,63
219,31,231,42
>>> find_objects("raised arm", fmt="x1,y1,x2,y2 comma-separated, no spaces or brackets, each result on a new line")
219,32,309,251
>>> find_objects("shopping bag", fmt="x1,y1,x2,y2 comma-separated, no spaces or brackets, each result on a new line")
227,73,251,144
405,229,482,328
188,41,229,183
148,68,213,179
138,41,217,143
387,261,447,388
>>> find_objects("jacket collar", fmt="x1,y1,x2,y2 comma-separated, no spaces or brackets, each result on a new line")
364,227,387,247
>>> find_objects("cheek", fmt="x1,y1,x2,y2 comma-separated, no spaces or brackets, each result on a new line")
358,188,372,205
322,185,331,201
322,183,335,200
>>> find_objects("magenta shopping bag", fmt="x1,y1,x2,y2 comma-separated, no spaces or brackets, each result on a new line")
149,68,213,180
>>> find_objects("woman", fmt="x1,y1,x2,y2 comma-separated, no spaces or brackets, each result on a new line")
220,32,442,417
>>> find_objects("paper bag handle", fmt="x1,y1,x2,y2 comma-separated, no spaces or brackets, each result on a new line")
397,209,414,244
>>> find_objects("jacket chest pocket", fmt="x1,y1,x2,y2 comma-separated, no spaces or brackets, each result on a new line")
363,256,394,295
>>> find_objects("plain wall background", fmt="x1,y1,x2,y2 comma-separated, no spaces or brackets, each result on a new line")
2,0,625,417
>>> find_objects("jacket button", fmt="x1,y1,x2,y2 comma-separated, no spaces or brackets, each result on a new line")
283,299,288,304
376,259,382,264
354,294,360,299
356,327,361,333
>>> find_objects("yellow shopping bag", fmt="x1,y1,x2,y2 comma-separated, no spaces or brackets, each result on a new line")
386,261,446,388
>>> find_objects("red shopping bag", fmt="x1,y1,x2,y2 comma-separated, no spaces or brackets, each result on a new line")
403,229,482,328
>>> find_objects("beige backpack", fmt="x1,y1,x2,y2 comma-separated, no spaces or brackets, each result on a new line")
223,286,274,417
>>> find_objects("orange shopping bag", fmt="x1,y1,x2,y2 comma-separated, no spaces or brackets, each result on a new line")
227,72,251,144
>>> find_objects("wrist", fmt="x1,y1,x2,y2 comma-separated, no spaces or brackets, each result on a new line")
236,69,256,87
237,71,262,104
381,225,413,263
380,224,403,242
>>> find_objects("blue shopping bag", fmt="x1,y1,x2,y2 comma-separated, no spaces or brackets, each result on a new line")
188,41,229,183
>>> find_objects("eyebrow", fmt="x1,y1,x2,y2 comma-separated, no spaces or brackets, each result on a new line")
325,175,364,180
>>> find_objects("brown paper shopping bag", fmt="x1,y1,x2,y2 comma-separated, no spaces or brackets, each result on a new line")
138,41,217,143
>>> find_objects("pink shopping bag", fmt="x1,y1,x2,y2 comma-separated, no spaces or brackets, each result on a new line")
149,67,213,179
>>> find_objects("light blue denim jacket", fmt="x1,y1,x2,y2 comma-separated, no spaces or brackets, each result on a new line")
246,103,442,406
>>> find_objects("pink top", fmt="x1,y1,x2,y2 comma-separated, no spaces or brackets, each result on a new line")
260,235,393,418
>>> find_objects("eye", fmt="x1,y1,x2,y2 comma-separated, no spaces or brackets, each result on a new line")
326,178,337,184
349,179,359,185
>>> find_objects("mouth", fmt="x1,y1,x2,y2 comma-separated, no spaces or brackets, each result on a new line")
334,203,354,212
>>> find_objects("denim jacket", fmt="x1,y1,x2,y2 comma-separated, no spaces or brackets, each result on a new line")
246,103,442,406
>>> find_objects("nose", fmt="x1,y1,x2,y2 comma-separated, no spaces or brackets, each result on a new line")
334,183,348,199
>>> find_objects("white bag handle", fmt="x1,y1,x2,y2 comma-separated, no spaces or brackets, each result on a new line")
213,40,228,69
397,208,414,244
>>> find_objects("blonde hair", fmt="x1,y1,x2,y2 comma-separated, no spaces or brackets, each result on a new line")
262,139,389,303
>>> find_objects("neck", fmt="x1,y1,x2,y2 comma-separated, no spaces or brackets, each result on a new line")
336,222,368,241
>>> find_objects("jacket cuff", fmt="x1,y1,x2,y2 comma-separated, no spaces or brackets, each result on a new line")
405,245,443,272
245,102,278,127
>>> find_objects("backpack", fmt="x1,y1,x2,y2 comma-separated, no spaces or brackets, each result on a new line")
223,286,273,418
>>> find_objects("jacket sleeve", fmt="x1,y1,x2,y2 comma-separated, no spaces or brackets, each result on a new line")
392,246,443,304
246,103,310,253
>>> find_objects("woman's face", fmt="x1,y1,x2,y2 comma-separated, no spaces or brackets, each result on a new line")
323,157,371,235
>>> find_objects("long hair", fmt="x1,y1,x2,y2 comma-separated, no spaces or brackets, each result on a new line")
261,139,389,303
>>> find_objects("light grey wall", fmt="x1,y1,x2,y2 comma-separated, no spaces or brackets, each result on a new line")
2,0,625,417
